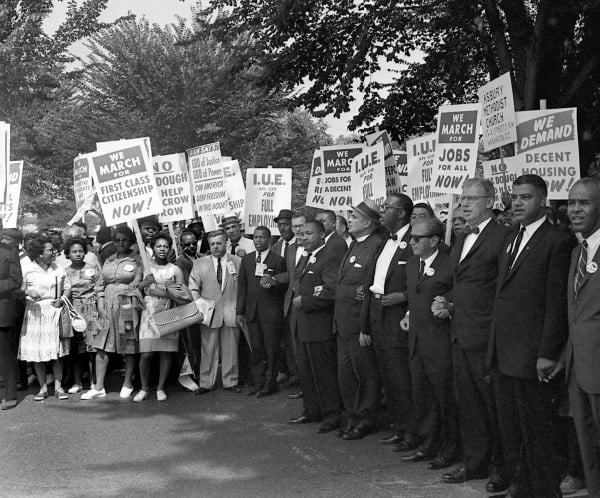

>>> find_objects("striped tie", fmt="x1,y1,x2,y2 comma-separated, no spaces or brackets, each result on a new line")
574,240,588,296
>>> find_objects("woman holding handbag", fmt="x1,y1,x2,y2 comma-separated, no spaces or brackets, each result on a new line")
135,233,187,402
17,234,70,401
62,238,105,394
83,226,142,400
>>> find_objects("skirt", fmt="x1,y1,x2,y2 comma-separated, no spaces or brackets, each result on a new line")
18,299,70,362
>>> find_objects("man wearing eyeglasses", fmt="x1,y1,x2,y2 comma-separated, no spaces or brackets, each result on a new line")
399,218,458,470
433,178,510,492
486,174,571,498
360,193,418,452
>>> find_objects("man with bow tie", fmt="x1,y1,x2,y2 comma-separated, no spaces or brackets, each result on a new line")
486,174,572,498
288,220,342,433
566,178,600,498
399,218,459,471
434,178,510,492
360,193,417,452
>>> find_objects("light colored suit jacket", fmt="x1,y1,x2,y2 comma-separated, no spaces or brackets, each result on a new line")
189,254,241,328
567,242,600,394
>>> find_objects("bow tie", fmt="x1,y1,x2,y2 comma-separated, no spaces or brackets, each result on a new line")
463,225,480,235
389,234,398,241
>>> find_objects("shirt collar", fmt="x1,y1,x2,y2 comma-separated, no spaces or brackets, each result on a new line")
355,234,370,242
421,249,439,266
324,232,334,243
395,224,410,241
475,216,493,232
256,248,270,260
310,244,326,258
583,226,600,247
522,215,546,235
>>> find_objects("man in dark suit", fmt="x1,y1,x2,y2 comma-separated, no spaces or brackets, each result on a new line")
271,209,296,259
360,193,417,451
0,219,23,410
487,174,572,498
566,177,600,498
399,218,459,469
270,212,307,392
289,220,342,433
435,178,510,492
316,210,348,267
236,226,286,397
334,199,385,440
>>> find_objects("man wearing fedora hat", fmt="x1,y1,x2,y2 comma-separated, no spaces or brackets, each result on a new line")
271,209,296,259
220,214,254,257
334,198,385,440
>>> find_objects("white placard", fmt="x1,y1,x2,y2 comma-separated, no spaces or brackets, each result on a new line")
0,160,23,228
244,168,292,235
73,154,94,210
431,103,481,195
479,72,517,151
89,139,161,225
351,142,387,206
406,134,446,203
153,153,194,223
187,142,229,217
482,157,521,210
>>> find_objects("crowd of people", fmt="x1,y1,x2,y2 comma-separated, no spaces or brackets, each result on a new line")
1,173,600,498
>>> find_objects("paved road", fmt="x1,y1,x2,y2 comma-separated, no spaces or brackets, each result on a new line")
0,379,587,498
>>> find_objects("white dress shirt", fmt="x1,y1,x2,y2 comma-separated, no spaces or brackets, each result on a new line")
370,224,410,294
460,216,493,262
512,216,546,261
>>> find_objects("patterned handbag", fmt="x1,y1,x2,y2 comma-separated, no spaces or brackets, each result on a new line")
151,297,216,337
59,295,87,337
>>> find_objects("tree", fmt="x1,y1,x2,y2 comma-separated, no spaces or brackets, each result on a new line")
50,19,328,207
199,0,600,171
0,0,108,224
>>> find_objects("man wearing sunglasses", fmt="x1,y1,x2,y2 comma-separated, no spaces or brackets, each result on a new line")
400,218,458,470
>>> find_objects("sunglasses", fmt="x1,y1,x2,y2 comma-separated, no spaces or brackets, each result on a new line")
141,226,159,233
409,234,434,242
182,242,197,247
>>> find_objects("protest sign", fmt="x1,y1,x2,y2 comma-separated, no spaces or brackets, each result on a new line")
97,137,153,163
88,139,161,225
482,157,521,210
67,188,97,226
244,168,292,235
406,134,446,203
515,108,579,199
306,144,363,209
221,159,246,220
386,152,408,195
478,72,517,151
0,161,23,228
431,104,480,195
351,142,387,206
73,154,94,210
187,142,229,217
365,130,395,167
153,153,194,223
0,122,10,204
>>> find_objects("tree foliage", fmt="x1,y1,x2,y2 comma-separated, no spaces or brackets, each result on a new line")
199,0,600,170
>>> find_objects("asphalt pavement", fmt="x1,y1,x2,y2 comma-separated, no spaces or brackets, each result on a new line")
0,377,587,498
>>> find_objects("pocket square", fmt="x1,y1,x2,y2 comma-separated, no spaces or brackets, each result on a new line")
397,261,407,265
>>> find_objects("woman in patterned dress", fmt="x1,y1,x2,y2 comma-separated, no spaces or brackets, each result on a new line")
18,235,70,401
62,238,105,394
82,226,142,400
134,233,186,402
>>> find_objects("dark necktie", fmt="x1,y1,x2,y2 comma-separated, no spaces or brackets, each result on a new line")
231,243,238,256
216,257,223,287
508,227,526,268
256,252,262,264
284,241,289,257
574,240,588,296
463,225,480,235
418,259,425,278
390,233,398,241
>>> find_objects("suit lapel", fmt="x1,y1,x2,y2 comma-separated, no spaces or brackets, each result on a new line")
452,234,465,269
459,224,490,269
503,221,549,283
385,230,411,282
574,242,600,295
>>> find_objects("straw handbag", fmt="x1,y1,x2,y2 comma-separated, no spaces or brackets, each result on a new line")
151,297,216,337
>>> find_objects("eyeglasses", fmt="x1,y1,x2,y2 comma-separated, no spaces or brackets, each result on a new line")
141,226,158,233
459,195,490,203
409,234,434,242
182,242,197,247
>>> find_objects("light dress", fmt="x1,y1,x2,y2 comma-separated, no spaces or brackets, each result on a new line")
18,261,69,362
138,261,179,353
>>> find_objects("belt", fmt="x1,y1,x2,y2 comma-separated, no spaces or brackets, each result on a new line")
372,293,383,299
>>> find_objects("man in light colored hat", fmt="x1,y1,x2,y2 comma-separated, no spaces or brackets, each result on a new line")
334,198,385,440
220,214,254,257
